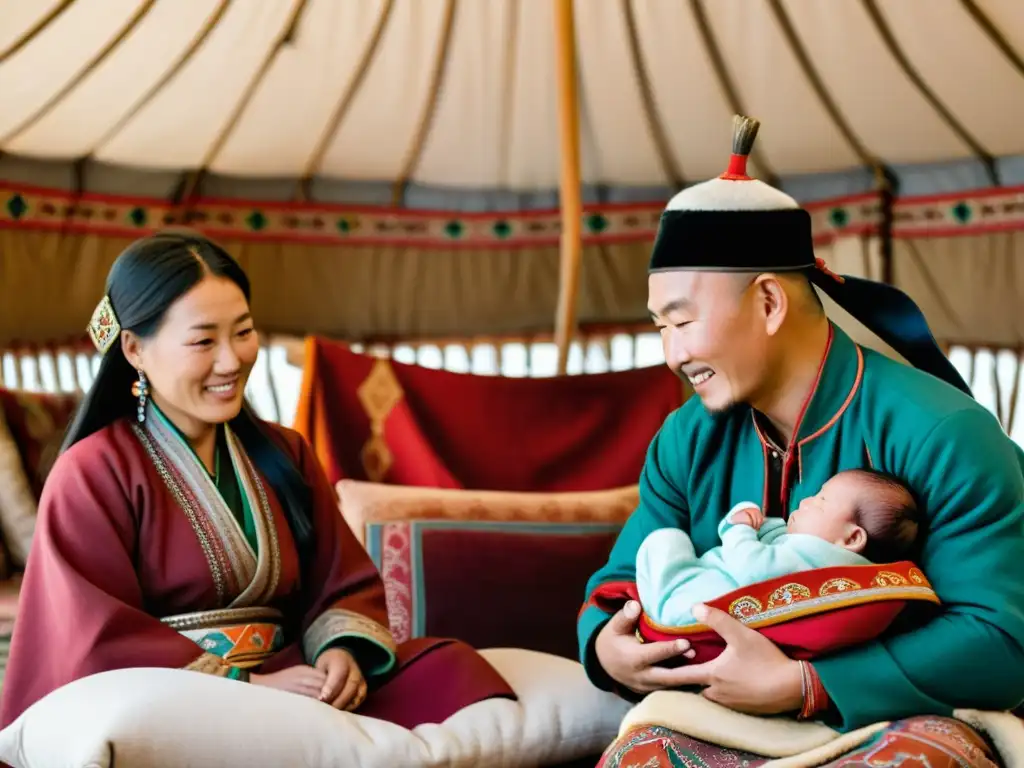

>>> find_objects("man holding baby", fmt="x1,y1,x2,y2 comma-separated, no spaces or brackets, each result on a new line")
579,117,1024,766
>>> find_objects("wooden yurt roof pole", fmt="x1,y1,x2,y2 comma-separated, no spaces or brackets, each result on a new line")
553,0,583,376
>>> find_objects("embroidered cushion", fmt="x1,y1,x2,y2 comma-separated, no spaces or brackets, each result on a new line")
0,389,79,498
366,520,621,660
0,648,630,768
0,388,79,568
590,561,940,664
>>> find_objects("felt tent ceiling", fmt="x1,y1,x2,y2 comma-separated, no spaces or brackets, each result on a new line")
2,0,1024,204
2,0,1024,351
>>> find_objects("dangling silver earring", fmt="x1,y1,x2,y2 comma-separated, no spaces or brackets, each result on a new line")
131,370,149,423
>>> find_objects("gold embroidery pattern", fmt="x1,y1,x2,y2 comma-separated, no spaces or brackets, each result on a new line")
729,596,763,619
819,577,861,595
356,360,404,482
767,583,812,609
134,407,284,611
360,436,393,483
229,433,282,608
162,607,284,632
167,608,283,673
184,652,234,677
303,607,397,665
872,571,909,587
648,585,939,636
146,411,256,598
640,562,940,638
133,424,229,605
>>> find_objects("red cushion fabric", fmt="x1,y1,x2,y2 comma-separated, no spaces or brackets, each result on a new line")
366,520,620,659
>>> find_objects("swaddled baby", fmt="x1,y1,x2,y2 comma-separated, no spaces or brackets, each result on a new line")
637,469,920,626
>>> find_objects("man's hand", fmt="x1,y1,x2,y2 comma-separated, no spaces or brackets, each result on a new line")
666,604,804,715
315,648,368,711
595,600,697,693
728,505,765,530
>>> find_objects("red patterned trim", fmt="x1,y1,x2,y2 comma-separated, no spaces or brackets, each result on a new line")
797,344,864,447
779,326,834,512
3,181,1022,249
378,522,414,645
892,186,1024,238
639,560,938,638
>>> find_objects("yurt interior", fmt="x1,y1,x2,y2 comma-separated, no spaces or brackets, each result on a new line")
1,1,1024,765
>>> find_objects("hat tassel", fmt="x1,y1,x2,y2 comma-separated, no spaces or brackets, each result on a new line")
719,115,760,181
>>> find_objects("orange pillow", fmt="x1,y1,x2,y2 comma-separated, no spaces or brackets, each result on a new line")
336,479,638,546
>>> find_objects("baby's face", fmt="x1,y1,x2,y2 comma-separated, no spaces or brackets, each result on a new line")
788,474,864,550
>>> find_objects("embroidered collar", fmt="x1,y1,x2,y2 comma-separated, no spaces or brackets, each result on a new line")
749,324,865,512
790,324,863,444
751,323,863,449
134,401,281,609
147,400,223,477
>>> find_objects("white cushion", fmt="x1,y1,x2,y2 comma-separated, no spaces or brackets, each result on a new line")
0,648,630,767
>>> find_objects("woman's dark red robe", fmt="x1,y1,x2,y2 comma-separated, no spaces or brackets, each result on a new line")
0,413,512,729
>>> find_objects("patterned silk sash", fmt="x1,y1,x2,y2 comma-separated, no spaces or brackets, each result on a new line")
163,607,286,669
132,404,281,609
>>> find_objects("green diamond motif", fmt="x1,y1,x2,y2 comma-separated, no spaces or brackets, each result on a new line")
246,210,267,231
828,207,849,228
951,202,972,223
6,194,27,220
444,220,464,238
128,206,147,226
586,213,608,233
492,220,512,238
336,218,351,234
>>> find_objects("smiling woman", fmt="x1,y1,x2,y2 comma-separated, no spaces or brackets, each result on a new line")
109,240,261,465
0,233,514,732
62,233,316,558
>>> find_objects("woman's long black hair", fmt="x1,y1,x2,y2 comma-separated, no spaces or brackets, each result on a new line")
62,232,313,556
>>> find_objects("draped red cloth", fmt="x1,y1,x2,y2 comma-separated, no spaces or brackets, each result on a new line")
293,337,686,491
